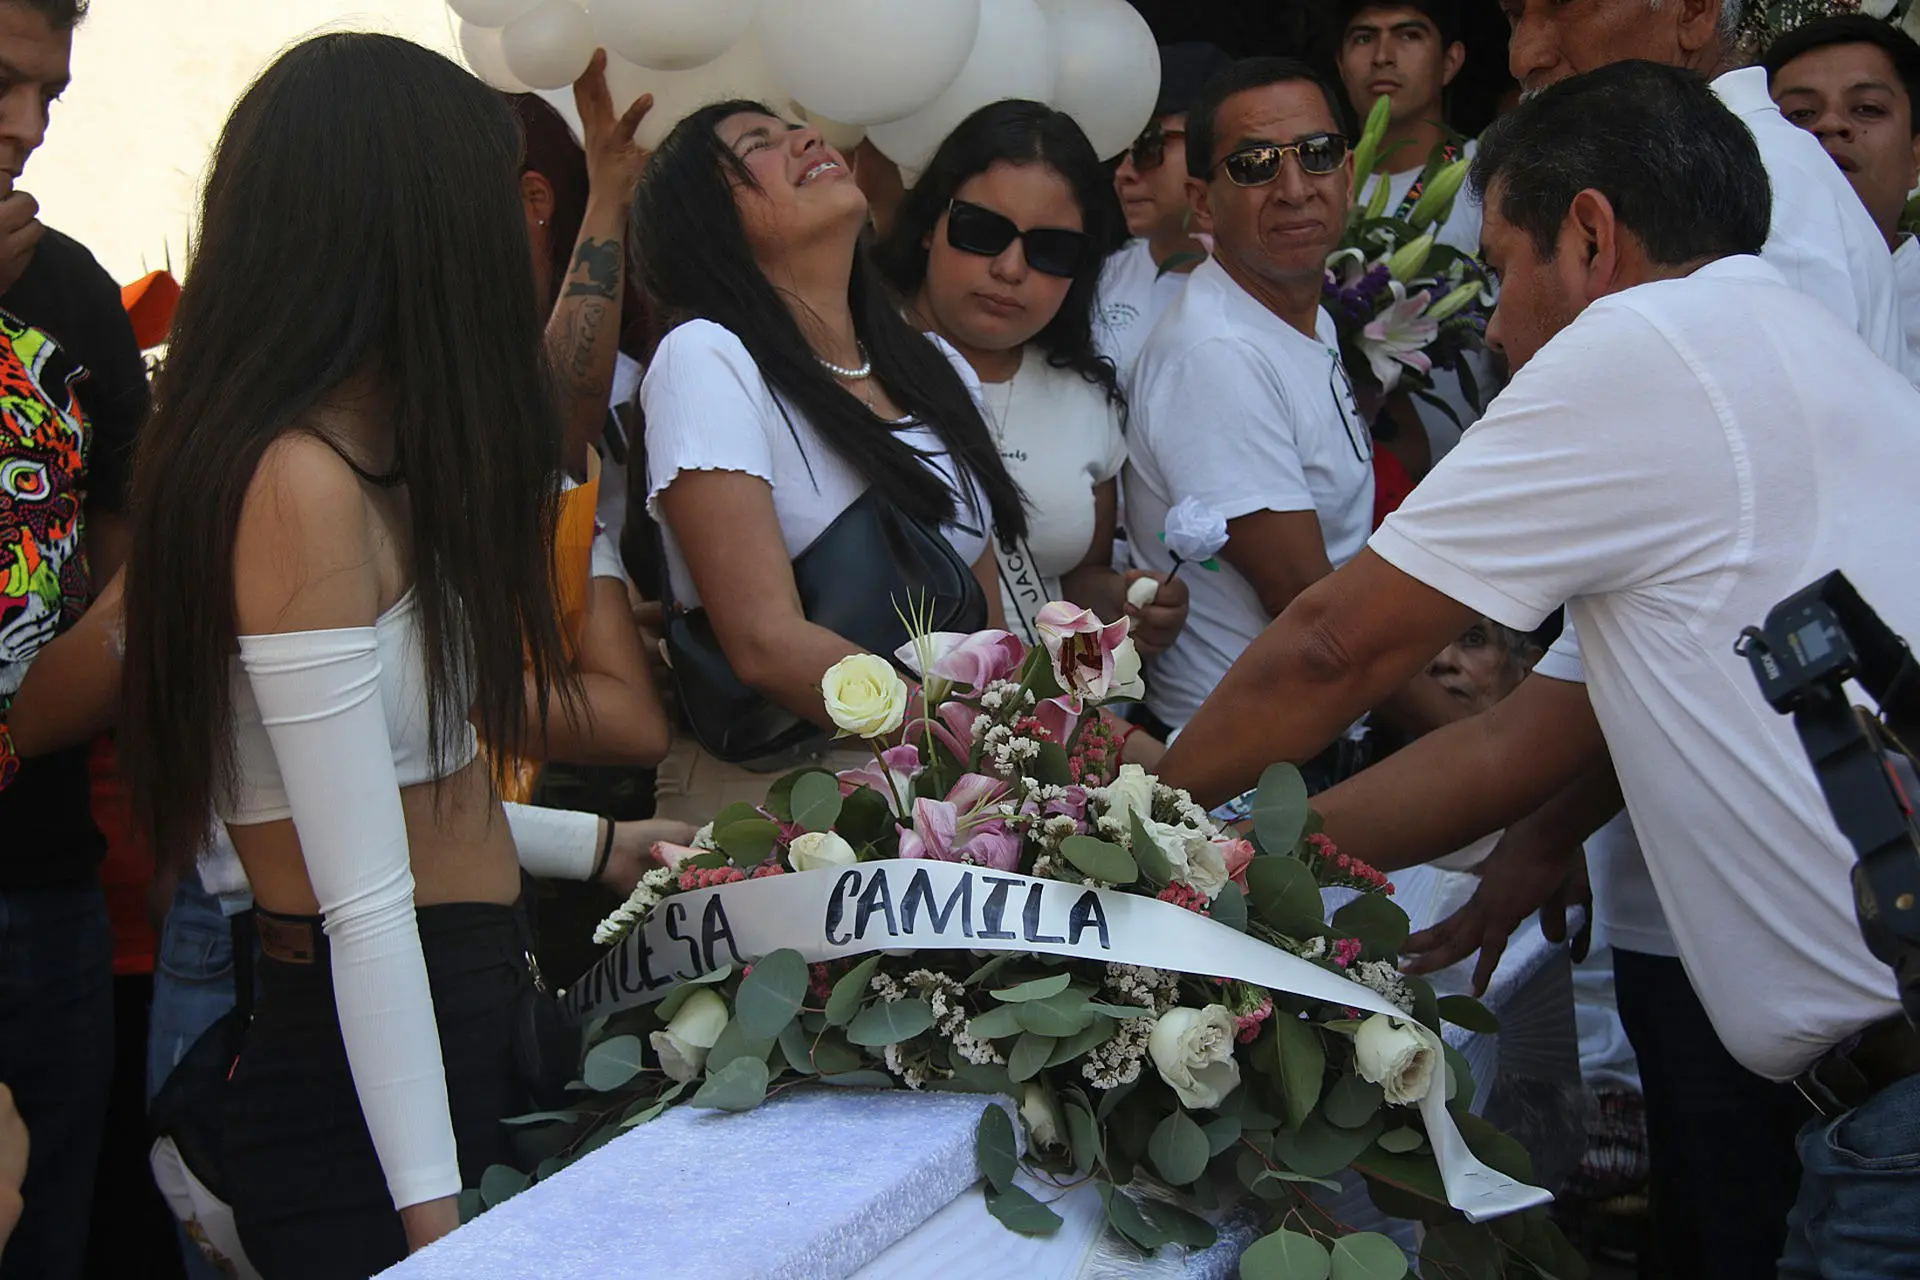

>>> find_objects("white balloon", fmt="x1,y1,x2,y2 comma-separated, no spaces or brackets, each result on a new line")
447,0,540,25
1037,0,1159,161
457,19,534,92
587,0,759,71
867,0,1054,175
762,0,981,127
599,31,797,152
501,0,597,90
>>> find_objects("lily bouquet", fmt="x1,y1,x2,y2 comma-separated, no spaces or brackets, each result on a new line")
1325,94,1494,416
475,605,1585,1277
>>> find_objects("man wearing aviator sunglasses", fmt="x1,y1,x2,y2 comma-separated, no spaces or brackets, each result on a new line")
1101,42,1233,378
1123,56,1459,749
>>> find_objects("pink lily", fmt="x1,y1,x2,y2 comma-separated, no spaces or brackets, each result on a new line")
837,743,924,817
1035,602,1146,707
897,774,1018,870
1358,280,1438,391
919,699,983,763
1032,695,1080,745
894,629,1024,702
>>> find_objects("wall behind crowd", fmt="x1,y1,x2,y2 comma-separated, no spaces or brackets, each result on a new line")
31,2,460,286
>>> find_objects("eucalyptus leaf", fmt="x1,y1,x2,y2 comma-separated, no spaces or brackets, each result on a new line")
1064,1100,1102,1174
1147,1201,1218,1249
456,1188,484,1224
1148,1109,1211,1186
790,770,845,833
1240,1228,1331,1280
715,817,779,865
1059,835,1139,885
836,785,893,847
1329,1232,1409,1279
1269,1013,1326,1129
691,1056,770,1111
1096,1078,1138,1122
1032,740,1074,787
1332,893,1410,954
533,1155,567,1182
710,801,763,831
1047,1014,1116,1067
1417,1221,1503,1280
1245,855,1324,929
949,1060,1015,1096
478,1164,530,1208
1443,1043,1477,1108
847,997,935,1047
1436,995,1499,1034
1453,1111,1535,1183
1083,1002,1154,1020
965,953,1017,986
825,954,882,1027
976,1103,1018,1193
992,972,1073,1003
620,1098,670,1129
1101,1184,1170,1252
1251,1168,1344,1195
582,1035,646,1092
1210,882,1249,932
1202,1114,1243,1156
1251,763,1311,854
1273,1111,1385,1178
1323,1073,1385,1129
985,1183,1065,1235
499,1109,581,1128
762,769,806,824
818,1069,897,1088
653,963,734,1022
1375,1126,1425,1154
1014,991,1095,1037
807,1029,863,1075
734,948,808,1041
1128,810,1176,889
966,1003,1026,1040
1009,1032,1058,1083
685,849,730,871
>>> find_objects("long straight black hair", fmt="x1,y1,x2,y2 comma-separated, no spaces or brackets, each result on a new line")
876,100,1126,411
630,99,1027,544
123,33,574,863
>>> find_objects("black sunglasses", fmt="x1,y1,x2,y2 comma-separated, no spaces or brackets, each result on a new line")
1128,120,1187,173
1213,133,1350,187
945,199,1091,279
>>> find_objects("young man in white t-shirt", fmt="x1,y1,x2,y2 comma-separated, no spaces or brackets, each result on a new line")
1765,15,1920,370
1159,63,1920,1273
1097,42,1232,381
1123,57,1426,743
1336,0,1490,464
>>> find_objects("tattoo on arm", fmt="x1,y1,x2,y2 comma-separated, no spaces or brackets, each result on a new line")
560,298,609,398
563,238,622,300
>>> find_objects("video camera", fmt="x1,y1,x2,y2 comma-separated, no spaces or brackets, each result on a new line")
1738,572,1920,1025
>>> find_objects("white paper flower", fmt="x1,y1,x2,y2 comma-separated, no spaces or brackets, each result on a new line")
1147,1004,1242,1111
1163,497,1228,565
650,988,730,1083
788,830,860,872
1353,1014,1438,1105
821,654,910,739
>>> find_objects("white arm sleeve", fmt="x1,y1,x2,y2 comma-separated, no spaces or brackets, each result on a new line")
503,802,601,881
237,628,459,1211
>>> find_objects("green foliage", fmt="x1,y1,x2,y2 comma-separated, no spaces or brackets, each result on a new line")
1246,855,1323,932
1129,811,1176,888
1241,1228,1332,1280
976,1103,1018,1192
1332,894,1411,954
789,770,845,832
653,963,733,1021
733,948,807,1041
835,785,894,848
986,1183,1065,1235
992,972,1073,1002
1210,881,1249,931
1009,1032,1057,1083
691,1056,770,1111
1323,1073,1386,1129
1330,1232,1410,1279
1058,835,1139,885
1252,763,1311,854
1436,995,1499,1034
581,1035,645,1092
846,997,935,1047
1266,1011,1326,1128
1147,1109,1211,1186
479,1164,530,1208
824,955,883,1027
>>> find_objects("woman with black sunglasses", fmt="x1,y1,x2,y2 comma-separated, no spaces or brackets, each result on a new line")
631,101,1028,825
876,102,1190,726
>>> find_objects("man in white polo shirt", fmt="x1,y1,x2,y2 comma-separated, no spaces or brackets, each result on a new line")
1126,57,1451,754
1503,0,1909,377
1159,63,1920,1272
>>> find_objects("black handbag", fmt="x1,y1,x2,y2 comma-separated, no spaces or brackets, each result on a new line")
664,489,988,763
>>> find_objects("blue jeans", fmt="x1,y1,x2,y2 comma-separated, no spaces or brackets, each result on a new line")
147,878,239,1280
1779,1072,1920,1277
0,884,114,1280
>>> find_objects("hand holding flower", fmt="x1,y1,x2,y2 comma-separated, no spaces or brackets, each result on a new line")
1121,570,1189,656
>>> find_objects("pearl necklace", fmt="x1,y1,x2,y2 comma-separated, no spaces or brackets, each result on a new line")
816,344,873,380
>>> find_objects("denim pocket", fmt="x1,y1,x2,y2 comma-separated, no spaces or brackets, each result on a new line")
155,911,235,985
1824,1074,1920,1172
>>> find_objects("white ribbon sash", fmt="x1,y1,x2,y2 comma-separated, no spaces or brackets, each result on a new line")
563,860,1550,1223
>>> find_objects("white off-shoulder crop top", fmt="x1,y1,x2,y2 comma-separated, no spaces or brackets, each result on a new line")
219,590,477,825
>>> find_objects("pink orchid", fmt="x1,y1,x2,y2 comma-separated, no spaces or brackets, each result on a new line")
894,629,1024,701
897,774,1018,870
1034,602,1145,707
1217,837,1256,891
837,743,924,817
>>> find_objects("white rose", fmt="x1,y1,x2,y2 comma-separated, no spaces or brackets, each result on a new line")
1177,832,1229,901
820,654,910,739
1108,636,1146,701
788,830,859,872
1103,763,1157,832
650,988,731,1083
1142,818,1195,879
1147,1005,1242,1111
1353,1014,1438,1106
1018,1084,1065,1151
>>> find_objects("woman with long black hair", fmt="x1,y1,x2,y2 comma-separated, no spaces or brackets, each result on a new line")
120,34,581,1274
633,101,1028,824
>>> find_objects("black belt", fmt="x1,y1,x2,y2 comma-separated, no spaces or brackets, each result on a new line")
1796,1014,1920,1117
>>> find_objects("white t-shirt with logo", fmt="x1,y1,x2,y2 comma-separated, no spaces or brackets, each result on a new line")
641,320,992,608
975,350,1126,641
1094,239,1192,382
1370,254,1914,1081
1125,257,1375,730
